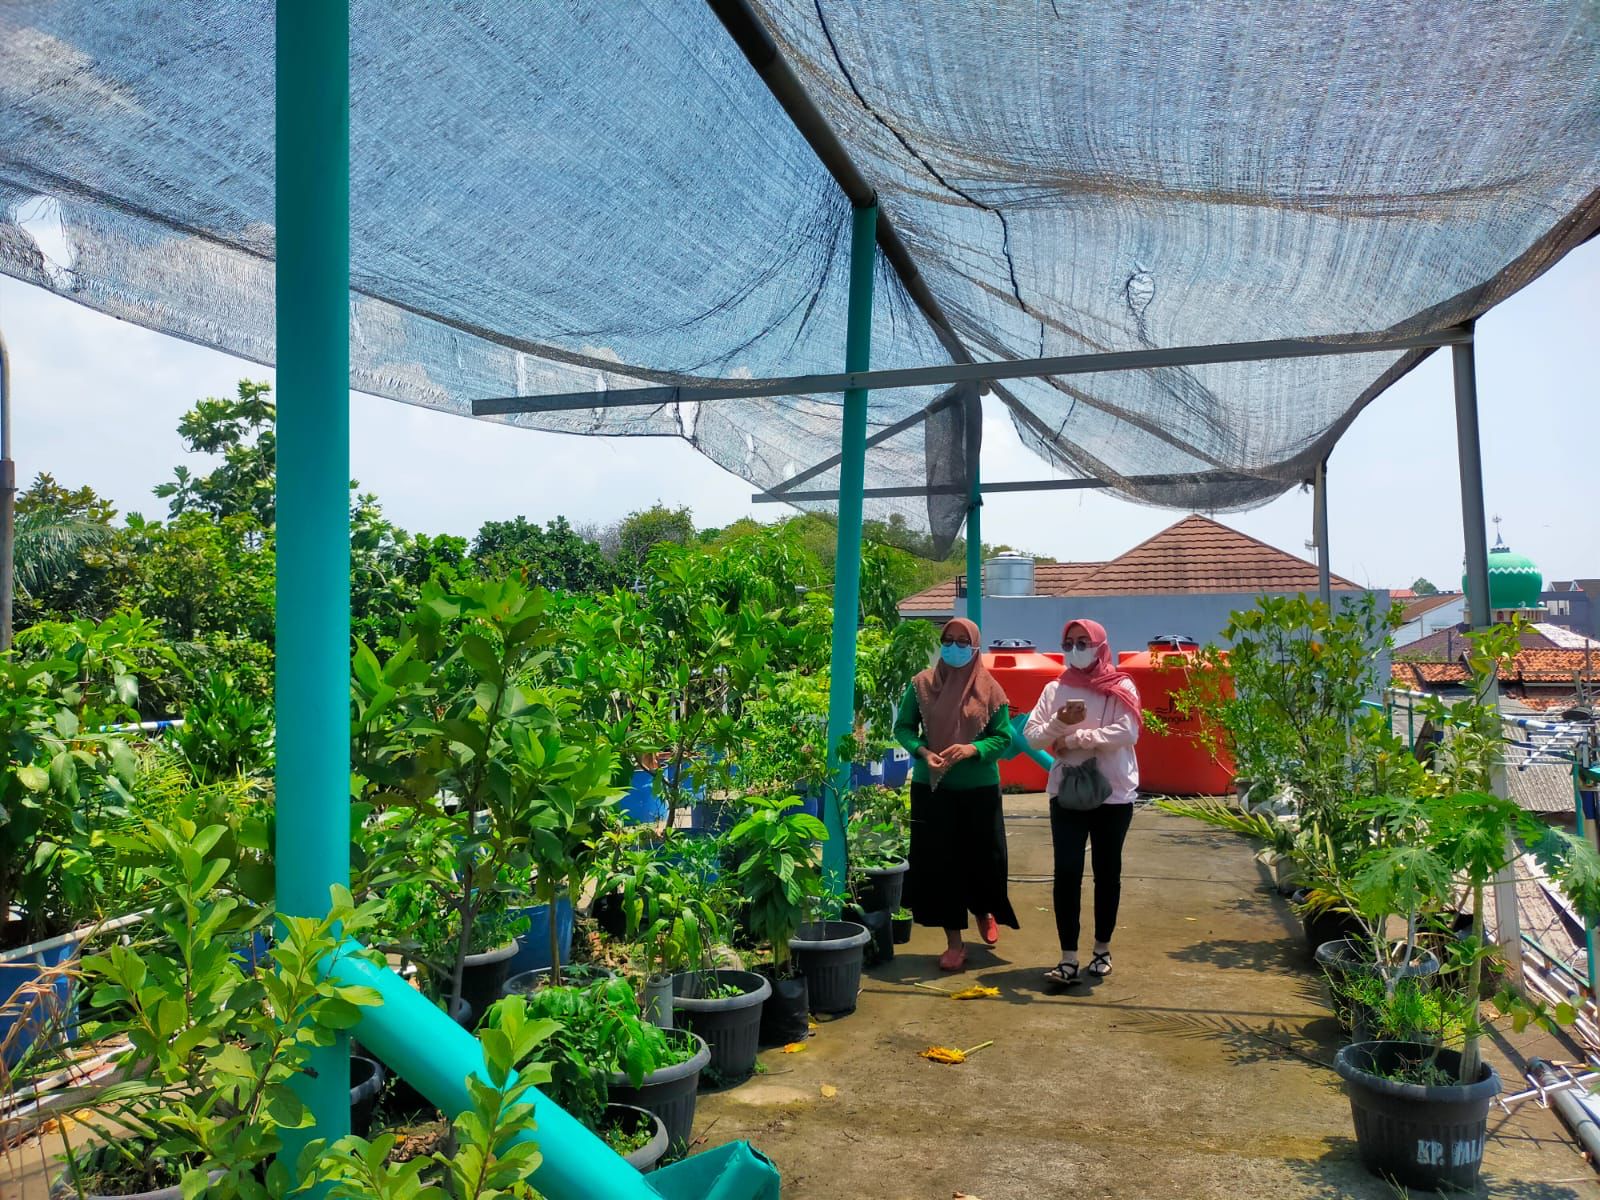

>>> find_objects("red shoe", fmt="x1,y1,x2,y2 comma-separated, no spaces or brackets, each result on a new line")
978,914,1000,947
938,945,967,972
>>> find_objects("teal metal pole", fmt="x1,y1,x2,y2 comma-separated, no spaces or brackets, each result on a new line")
823,203,878,899
275,0,351,1166
965,469,983,633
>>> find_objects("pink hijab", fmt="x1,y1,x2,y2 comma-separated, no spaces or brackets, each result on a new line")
1060,619,1143,731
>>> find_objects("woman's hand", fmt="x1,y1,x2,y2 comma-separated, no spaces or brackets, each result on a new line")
919,747,948,771
939,743,978,764
1052,729,1084,755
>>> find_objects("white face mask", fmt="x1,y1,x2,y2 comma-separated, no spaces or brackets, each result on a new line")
1065,646,1097,670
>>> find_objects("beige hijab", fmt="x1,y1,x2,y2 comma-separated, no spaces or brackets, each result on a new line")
911,618,1008,783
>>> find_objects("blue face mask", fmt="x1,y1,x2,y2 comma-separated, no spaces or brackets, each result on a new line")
940,643,975,669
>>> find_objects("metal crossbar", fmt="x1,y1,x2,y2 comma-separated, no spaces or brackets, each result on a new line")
750,469,1262,504
470,328,1473,416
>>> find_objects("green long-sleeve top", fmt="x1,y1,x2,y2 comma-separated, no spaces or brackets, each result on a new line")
893,683,1012,789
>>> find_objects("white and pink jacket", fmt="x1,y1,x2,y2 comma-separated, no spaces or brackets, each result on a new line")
1023,680,1140,805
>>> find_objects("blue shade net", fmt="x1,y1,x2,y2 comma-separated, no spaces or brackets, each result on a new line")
2,2,1599,553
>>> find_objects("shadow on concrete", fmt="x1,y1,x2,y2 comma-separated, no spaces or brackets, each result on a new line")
1168,934,1306,974
1282,1138,1591,1199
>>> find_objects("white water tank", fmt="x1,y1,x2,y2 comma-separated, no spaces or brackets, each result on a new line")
985,552,1035,597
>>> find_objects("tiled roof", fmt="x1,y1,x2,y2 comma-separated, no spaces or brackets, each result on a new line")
898,561,1106,612
1056,514,1356,597
1400,592,1462,624
1391,648,1600,691
899,514,1359,611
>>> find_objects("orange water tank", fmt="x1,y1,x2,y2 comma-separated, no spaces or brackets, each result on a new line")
984,642,1065,792
1119,636,1234,796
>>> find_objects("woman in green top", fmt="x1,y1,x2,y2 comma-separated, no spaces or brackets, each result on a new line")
894,617,1020,972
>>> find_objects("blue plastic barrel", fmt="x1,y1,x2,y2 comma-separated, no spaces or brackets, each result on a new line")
1,930,84,1068
881,748,911,788
619,769,668,825
507,896,575,976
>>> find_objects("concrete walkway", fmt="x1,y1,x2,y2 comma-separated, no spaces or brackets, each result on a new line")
694,797,1600,1199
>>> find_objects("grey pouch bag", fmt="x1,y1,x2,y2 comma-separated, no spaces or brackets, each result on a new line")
1052,757,1111,812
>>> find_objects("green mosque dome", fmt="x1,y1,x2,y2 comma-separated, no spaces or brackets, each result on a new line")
1462,532,1543,613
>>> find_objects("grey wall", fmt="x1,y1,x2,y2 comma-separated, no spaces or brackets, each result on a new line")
959,589,1387,661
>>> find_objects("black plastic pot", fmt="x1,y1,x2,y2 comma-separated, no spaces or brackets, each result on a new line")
844,904,894,966
756,964,810,1045
1315,939,1441,1039
1294,889,1366,958
605,1103,669,1173
671,969,772,1083
854,859,909,913
458,942,518,1026
789,920,871,1015
350,1054,386,1137
1334,1041,1500,1192
892,915,913,945
502,963,618,997
607,1030,710,1155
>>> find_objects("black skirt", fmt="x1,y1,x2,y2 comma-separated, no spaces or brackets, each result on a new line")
902,782,1020,932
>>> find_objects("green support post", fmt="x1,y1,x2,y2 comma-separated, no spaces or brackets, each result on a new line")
965,469,983,632
275,0,351,1168
823,203,878,899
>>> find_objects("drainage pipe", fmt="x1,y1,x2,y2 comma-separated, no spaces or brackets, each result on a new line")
1529,1059,1600,1168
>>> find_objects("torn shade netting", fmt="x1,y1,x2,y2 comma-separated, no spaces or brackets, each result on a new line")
2,2,1598,555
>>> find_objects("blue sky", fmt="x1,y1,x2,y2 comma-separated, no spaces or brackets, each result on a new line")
1,234,1594,590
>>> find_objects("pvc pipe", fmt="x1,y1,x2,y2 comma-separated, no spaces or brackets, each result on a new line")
274,0,352,1163
822,203,877,900
1007,713,1055,774
326,946,668,1199
1530,1060,1600,1166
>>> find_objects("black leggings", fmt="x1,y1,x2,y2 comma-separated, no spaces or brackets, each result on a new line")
1049,802,1134,952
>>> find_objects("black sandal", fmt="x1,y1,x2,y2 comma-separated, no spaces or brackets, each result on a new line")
1088,950,1113,978
1043,960,1081,987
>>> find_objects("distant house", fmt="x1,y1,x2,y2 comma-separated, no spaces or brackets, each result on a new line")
898,514,1385,655
1542,579,1600,641
1393,592,1467,648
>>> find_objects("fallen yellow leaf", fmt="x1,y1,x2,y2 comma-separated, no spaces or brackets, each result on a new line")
783,1042,808,1054
949,985,1000,1001
807,1020,819,1030
820,1084,838,1098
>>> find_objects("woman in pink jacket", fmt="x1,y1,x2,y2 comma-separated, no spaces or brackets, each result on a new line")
1024,619,1142,988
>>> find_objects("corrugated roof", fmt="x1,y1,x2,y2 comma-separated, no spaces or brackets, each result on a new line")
1400,592,1462,624
1061,515,1356,597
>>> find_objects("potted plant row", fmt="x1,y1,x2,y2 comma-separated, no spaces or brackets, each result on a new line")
1169,600,1600,1192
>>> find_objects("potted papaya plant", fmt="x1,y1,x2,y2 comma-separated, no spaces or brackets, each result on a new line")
1330,624,1600,1191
